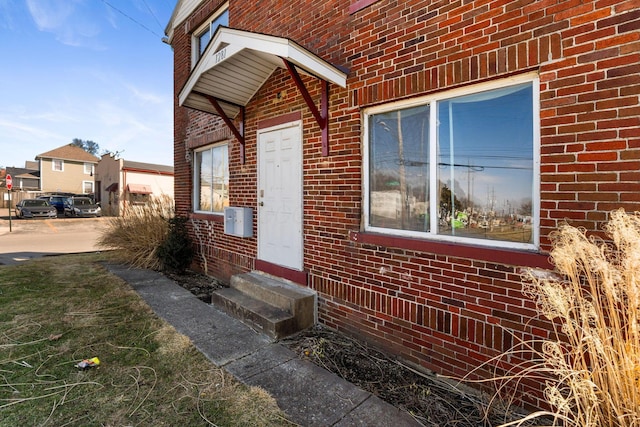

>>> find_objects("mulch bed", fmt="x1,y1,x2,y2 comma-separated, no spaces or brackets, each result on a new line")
164,269,226,303
168,269,534,427
279,326,532,427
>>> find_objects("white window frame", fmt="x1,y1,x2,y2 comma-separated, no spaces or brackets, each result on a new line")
193,142,229,215
191,3,229,67
82,181,94,194
52,159,64,172
362,73,540,251
84,163,94,175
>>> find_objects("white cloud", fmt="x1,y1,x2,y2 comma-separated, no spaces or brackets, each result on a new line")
0,116,70,166
125,84,166,105
74,99,172,164
94,100,153,130
0,118,64,141
26,0,75,31
6,104,80,124
103,2,119,29
0,94,173,168
25,0,102,48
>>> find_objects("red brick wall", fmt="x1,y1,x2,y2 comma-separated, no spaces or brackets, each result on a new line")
346,0,640,247
170,0,640,409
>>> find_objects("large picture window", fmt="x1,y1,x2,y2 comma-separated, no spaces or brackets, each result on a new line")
194,143,229,214
364,76,539,249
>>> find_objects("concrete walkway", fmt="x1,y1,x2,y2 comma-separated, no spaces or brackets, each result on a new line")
105,263,421,427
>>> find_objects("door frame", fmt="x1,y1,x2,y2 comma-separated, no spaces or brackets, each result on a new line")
256,119,304,271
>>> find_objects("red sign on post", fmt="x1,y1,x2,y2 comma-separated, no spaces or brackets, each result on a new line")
5,174,11,191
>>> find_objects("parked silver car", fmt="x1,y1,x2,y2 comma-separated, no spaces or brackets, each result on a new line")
64,197,102,218
15,199,58,219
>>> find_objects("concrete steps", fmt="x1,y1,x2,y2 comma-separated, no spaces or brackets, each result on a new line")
211,271,316,339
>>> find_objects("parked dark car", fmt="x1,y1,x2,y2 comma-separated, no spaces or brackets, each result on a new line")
38,194,69,214
15,199,58,219
64,197,102,218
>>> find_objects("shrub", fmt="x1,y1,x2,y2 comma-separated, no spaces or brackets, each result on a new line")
474,209,640,427
98,196,174,270
156,216,194,273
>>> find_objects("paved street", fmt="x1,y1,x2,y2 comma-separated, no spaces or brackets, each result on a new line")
0,215,108,265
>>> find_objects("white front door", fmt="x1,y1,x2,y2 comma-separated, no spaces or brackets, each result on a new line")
257,122,303,271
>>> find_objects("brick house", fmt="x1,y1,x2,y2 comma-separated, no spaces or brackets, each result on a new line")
36,144,99,194
166,0,640,408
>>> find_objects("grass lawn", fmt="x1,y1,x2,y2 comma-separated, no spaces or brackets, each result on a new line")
0,253,293,426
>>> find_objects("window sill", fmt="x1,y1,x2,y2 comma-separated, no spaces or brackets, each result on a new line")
190,212,224,222
348,230,551,269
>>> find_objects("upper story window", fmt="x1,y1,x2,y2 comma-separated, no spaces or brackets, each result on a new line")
194,143,229,214
84,163,94,175
363,75,540,250
52,159,64,172
193,6,229,65
83,181,94,194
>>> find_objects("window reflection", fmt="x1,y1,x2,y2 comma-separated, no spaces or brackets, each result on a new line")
437,83,533,243
195,144,228,213
369,105,430,232
366,81,535,245
198,9,229,56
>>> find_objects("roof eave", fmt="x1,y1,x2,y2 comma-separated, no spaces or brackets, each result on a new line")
178,27,348,117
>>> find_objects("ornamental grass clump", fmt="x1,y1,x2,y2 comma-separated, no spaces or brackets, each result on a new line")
97,195,175,270
491,209,640,427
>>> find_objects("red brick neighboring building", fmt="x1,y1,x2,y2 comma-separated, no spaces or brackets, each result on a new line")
166,0,640,409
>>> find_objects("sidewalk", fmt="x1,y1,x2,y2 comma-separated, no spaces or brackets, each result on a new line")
105,263,421,427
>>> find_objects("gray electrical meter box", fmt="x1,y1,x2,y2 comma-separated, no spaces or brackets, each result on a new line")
224,207,253,238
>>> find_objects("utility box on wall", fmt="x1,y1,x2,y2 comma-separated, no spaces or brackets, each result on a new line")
224,207,253,238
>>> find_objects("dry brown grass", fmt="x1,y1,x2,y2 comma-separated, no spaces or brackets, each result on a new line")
0,253,293,426
471,209,640,427
97,196,174,270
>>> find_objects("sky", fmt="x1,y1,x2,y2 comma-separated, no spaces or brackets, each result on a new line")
0,0,176,169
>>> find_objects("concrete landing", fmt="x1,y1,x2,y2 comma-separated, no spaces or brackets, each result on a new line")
211,271,316,339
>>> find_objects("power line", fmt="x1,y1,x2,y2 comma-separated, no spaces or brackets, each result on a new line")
100,0,162,38
141,0,164,33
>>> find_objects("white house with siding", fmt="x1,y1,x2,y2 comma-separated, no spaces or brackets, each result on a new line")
95,153,174,216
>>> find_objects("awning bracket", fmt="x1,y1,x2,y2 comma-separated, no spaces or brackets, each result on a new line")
283,59,330,156
195,91,246,164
